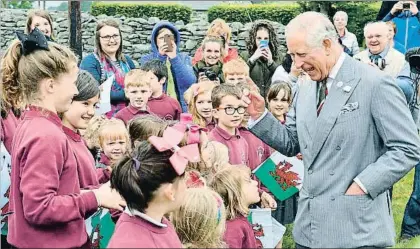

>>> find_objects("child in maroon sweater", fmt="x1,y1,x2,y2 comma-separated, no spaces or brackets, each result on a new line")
209,165,261,249
108,127,199,248
184,81,217,131
2,30,125,248
208,84,249,165
115,69,152,125
141,59,181,121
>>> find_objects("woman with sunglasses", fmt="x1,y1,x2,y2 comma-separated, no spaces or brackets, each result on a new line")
80,19,136,118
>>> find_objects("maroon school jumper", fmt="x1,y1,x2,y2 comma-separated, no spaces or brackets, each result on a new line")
108,212,182,248
115,104,151,125
209,126,249,166
224,215,258,249
7,106,98,248
63,126,100,189
1,110,19,152
205,118,216,132
147,93,181,120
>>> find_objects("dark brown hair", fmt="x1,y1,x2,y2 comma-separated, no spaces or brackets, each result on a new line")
111,141,183,212
266,82,292,104
211,84,242,109
95,19,126,62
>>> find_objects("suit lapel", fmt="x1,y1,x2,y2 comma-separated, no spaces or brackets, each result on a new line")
302,78,317,141
307,56,361,168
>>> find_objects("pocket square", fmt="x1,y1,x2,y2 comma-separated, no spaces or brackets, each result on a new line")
340,102,359,115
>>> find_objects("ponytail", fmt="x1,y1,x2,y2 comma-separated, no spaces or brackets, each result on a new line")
1,40,24,114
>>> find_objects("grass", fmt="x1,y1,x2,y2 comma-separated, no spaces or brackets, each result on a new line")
281,169,419,249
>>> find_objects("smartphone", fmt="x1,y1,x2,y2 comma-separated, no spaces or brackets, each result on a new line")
403,3,410,9
259,40,269,49
164,34,174,52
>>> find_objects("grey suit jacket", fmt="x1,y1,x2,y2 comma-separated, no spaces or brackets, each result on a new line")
250,55,420,248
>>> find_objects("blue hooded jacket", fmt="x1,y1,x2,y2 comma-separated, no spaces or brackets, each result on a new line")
383,11,420,52
139,21,196,112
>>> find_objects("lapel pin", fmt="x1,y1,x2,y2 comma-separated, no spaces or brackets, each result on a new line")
336,81,343,88
343,86,351,92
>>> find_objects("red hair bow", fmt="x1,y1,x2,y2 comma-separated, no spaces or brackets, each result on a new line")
148,126,200,175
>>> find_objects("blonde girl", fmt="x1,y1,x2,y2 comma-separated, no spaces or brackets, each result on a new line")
128,114,168,148
184,81,217,131
193,36,226,83
200,140,229,178
97,118,130,169
83,115,107,162
170,187,226,248
209,164,260,248
1,28,124,248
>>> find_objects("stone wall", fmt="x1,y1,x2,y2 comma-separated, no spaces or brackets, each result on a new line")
0,8,287,61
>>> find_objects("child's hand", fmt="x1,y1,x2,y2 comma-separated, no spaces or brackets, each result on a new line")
261,191,277,209
93,182,126,211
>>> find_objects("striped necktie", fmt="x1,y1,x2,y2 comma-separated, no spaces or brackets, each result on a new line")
317,80,328,116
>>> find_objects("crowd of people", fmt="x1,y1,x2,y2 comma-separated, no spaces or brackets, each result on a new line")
1,1,420,248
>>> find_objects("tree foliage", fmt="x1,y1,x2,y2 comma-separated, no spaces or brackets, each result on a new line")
7,0,32,9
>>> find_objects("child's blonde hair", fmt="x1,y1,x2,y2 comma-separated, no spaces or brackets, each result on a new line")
223,58,249,78
1,39,77,114
83,115,107,149
207,18,232,45
208,164,252,220
201,141,229,178
124,69,149,89
171,187,226,248
184,81,216,127
98,118,131,151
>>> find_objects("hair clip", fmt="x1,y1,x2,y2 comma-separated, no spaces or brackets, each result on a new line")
148,126,200,175
132,158,141,171
185,170,205,188
173,113,208,145
15,27,49,56
213,193,223,224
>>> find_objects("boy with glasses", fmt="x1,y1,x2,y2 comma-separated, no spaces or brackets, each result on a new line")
209,84,249,166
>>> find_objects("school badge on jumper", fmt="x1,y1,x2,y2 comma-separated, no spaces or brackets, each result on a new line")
253,152,304,201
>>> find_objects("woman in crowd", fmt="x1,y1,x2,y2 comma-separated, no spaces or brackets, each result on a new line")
80,19,136,118
241,20,282,98
333,11,359,55
193,36,225,84
26,9,55,41
192,18,238,65
140,21,196,112
386,21,407,54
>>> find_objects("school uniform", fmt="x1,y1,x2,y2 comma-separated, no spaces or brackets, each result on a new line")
147,93,181,120
115,105,151,126
7,106,98,248
209,126,249,166
224,215,257,249
1,110,19,153
96,153,111,184
63,126,99,190
205,119,216,132
108,209,182,248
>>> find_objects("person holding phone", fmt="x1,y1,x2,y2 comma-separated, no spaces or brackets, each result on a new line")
140,21,196,112
382,1,420,52
240,20,283,98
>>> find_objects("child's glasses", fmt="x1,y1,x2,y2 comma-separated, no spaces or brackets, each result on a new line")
217,106,246,115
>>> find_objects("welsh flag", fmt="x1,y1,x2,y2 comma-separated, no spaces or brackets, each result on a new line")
248,208,286,248
252,152,304,201
1,143,11,236
85,209,115,249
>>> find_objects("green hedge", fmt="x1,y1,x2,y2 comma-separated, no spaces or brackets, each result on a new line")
208,3,301,26
333,1,381,46
91,2,192,24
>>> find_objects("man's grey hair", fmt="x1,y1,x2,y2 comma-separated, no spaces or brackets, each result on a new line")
333,11,348,22
285,12,339,48
363,21,389,37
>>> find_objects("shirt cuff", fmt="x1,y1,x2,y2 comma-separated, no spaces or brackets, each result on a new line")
247,109,269,129
353,177,368,194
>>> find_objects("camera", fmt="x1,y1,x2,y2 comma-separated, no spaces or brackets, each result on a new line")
409,55,420,74
204,70,218,81
371,57,386,70
403,3,411,10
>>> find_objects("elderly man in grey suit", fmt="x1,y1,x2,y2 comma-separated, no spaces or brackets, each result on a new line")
242,12,420,248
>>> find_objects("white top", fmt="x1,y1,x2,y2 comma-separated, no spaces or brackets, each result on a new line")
124,207,167,227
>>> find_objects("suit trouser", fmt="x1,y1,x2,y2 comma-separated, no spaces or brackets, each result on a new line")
401,162,420,238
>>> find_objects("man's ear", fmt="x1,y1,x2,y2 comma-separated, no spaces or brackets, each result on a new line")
323,39,332,54
159,77,167,85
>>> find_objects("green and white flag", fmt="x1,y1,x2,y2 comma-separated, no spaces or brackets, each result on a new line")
85,208,115,249
248,208,286,248
252,152,304,201
1,143,11,236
